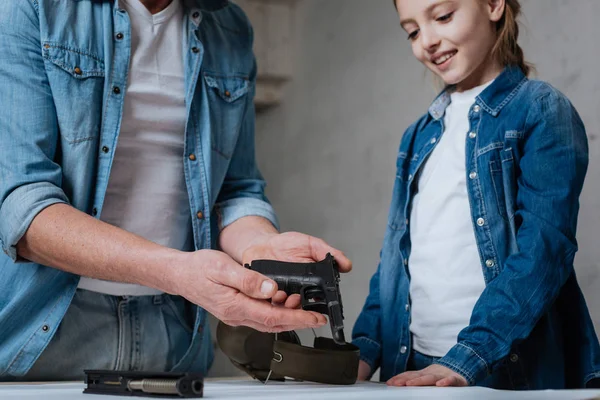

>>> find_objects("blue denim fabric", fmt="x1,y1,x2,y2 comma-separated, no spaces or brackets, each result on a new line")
0,0,277,378
407,351,441,373
352,66,600,389
18,290,213,381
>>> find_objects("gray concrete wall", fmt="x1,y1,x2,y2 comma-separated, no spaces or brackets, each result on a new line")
208,0,600,377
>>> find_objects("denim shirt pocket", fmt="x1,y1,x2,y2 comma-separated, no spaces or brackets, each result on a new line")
203,73,251,159
489,146,518,221
42,43,105,144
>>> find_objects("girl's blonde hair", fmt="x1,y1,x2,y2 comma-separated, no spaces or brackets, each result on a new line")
492,0,531,76
392,0,532,77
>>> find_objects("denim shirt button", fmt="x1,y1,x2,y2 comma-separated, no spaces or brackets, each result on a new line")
400,346,407,354
473,105,481,113
405,304,409,311
42,325,50,332
469,132,477,139
469,171,477,179
477,218,485,226
510,354,519,363
430,137,437,144
485,259,495,268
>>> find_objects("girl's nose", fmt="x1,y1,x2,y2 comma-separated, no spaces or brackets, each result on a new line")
420,27,441,52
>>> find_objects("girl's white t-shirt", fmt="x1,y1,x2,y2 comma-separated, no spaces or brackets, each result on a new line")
408,80,494,357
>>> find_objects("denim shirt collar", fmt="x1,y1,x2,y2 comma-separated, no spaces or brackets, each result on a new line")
113,0,228,12
428,65,528,120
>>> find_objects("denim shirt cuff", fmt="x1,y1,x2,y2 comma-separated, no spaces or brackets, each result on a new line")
0,183,69,262
435,343,490,386
352,336,382,376
217,197,280,232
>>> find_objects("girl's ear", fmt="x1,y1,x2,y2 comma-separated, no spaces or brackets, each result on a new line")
486,0,506,23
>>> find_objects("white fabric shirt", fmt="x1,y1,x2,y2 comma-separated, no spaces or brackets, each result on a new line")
78,0,190,296
408,80,493,356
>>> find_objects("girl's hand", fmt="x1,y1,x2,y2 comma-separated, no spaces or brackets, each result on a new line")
387,364,468,387
357,360,372,381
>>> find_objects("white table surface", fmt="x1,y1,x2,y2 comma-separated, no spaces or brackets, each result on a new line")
1,380,600,399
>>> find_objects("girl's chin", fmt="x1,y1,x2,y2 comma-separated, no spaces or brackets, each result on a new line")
427,66,466,87
439,71,467,86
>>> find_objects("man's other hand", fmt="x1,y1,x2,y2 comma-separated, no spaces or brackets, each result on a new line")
241,232,352,308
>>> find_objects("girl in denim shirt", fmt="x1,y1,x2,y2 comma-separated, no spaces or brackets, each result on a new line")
352,0,600,389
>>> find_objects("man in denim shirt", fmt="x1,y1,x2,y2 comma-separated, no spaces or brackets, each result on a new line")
0,0,351,380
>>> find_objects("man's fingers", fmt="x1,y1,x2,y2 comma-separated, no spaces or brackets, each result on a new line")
225,295,326,331
241,244,273,267
284,294,302,309
212,262,277,300
272,292,302,308
273,292,303,309
309,236,352,273
271,290,288,304
236,320,321,334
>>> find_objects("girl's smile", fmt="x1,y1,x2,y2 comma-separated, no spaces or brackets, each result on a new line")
396,0,505,91
430,50,458,72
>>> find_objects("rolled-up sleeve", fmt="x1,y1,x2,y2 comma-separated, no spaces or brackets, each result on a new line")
215,82,279,230
214,12,278,232
0,1,69,261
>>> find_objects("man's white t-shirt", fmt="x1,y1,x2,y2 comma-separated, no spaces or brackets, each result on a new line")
78,0,190,296
408,80,493,357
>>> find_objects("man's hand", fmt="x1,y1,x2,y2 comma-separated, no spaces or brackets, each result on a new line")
171,249,328,333
241,231,352,308
386,364,468,387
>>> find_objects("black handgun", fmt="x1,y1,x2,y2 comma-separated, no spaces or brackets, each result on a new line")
245,253,346,345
